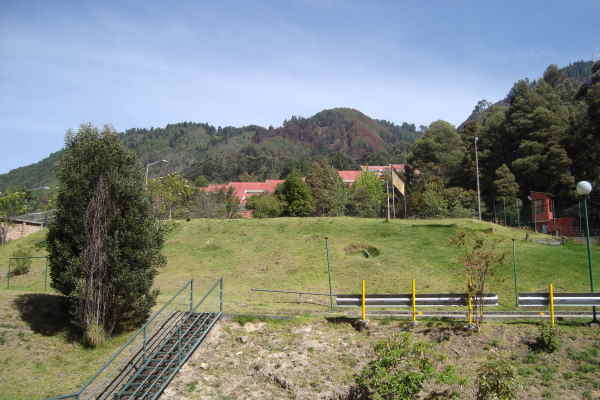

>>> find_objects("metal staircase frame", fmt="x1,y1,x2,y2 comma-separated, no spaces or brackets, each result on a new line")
46,278,223,400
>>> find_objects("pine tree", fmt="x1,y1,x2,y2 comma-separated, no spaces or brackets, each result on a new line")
278,170,315,217
305,161,347,216
47,124,166,344
494,164,519,199
408,120,464,182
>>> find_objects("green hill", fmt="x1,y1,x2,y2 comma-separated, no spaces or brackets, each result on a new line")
0,108,421,192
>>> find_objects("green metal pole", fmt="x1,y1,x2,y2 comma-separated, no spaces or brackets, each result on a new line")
190,279,193,312
581,198,598,322
44,257,48,292
325,237,333,310
219,278,223,313
512,239,518,307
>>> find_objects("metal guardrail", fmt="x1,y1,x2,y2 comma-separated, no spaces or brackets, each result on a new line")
336,293,498,307
45,278,223,400
519,292,600,307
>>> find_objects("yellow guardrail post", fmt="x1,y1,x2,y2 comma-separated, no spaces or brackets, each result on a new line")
411,279,417,322
467,294,473,325
549,283,555,328
361,279,366,321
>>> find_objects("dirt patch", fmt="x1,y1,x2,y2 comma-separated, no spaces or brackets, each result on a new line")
164,317,600,399
344,244,380,258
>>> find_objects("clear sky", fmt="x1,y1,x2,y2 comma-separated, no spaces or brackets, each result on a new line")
1,0,598,174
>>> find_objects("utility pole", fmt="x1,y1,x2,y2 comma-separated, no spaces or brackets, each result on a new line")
474,137,482,221
390,165,395,219
386,179,390,222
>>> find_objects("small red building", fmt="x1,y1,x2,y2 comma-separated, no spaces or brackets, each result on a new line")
530,191,576,236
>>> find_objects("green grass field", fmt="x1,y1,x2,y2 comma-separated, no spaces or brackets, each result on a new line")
0,217,598,399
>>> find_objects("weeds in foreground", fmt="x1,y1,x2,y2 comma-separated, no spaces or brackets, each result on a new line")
532,323,561,353
355,333,463,400
475,359,519,400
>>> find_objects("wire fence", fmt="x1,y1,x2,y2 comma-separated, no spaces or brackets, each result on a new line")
2,256,49,291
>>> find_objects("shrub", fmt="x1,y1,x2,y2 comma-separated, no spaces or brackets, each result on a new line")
535,323,561,353
355,333,436,399
246,194,283,218
475,359,518,400
9,247,33,277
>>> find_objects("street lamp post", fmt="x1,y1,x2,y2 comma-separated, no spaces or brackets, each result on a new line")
145,160,168,185
474,137,482,220
576,180,598,324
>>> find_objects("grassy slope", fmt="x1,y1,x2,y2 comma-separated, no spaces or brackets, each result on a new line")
0,218,598,399
157,217,598,311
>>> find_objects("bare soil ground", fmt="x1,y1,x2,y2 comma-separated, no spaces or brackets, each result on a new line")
164,316,600,400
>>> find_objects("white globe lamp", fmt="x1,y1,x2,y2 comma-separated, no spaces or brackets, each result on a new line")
576,181,592,196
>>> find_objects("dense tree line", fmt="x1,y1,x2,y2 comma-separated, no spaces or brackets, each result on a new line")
408,61,600,222
0,108,422,194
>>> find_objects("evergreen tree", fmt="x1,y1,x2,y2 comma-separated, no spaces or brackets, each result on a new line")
278,170,315,217
408,120,464,182
507,80,574,197
494,164,519,200
305,161,347,216
47,124,166,343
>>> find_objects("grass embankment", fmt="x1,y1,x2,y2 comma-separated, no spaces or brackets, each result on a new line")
0,218,598,399
157,217,598,312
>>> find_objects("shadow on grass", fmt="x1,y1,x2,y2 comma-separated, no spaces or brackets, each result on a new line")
13,293,80,340
416,318,474,342
326,316,357,325
411,224,457,229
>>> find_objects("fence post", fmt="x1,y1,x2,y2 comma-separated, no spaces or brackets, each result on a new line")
411,279,417,322
7,262,10,289
361,280,366,321
512,239,518,307
219,278,224,313
190,280,193,312
549,283,555,328
324,237,333,311
44,257,48,292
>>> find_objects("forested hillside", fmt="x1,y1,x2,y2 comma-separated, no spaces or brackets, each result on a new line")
408,61,600,221
0,108,421,191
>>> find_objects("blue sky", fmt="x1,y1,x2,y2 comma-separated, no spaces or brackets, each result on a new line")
1,0,598,174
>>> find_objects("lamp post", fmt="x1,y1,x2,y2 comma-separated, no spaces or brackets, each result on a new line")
576,180,598,324
474,137,482,220
145,160,168,185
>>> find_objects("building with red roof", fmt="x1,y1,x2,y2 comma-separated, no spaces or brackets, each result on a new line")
202,165,410,217
204,180,285,205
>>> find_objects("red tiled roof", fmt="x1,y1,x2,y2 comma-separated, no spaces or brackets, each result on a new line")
203,180,284,204
337,170,362,183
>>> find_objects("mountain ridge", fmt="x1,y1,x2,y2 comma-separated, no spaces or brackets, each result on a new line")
0,107,421,191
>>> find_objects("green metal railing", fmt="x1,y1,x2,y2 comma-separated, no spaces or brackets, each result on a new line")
45,278,223,400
